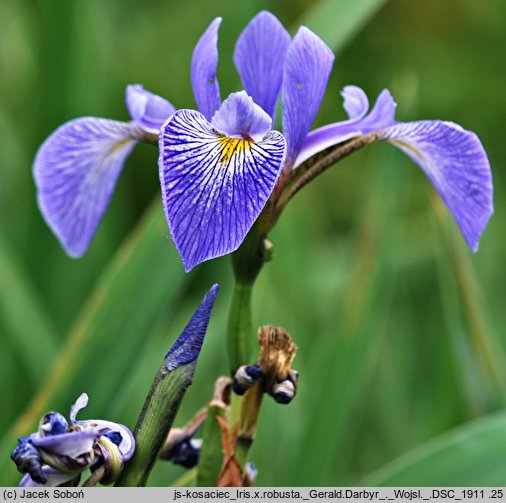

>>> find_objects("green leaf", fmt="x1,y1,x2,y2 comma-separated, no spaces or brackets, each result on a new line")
0,199,188,485
297,0,388,53
0,234,58,383
434,199,506,405
362,410,506,486
196,403,227,486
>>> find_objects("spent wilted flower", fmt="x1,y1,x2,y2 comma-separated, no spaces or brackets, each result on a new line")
34,11,492,271
12,393,134,487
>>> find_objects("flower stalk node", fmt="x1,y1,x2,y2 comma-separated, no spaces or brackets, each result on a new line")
232,326,298,471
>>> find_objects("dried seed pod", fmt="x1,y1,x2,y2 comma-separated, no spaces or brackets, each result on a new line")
232,364,262,395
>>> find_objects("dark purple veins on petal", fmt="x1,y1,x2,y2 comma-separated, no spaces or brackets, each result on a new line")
158,108,286,271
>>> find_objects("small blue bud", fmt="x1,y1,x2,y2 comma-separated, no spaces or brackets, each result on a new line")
272,370,298,405
170,438,201,469
232,364,262,395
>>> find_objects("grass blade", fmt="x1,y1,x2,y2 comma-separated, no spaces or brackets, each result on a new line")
0,235,58,383
0,199,188,485
362,410,506,486
297,0,388,53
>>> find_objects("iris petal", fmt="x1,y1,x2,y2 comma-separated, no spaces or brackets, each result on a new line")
191,18,222,121
70,393,89,423
296,87,396,167
358,89,396,131
379,120,493,251
78,419,135,461
19,467,77,487
33,118,140,258
126,84,176,133
211,91,271,142
159,110,286,271
31,428,98,457
342,85,369,119
234,11,291,120
282,26,334,167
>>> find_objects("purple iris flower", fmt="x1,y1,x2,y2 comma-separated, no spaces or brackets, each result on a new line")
34,11,492,272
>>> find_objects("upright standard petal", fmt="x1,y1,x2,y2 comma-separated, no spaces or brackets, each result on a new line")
342,85,370,119
159,109,286,271
191,18,222,121
295,87,396,167
126,84,176,133
33,118,140,257
378,121,493,251
282,26,334,167
234,11,291,119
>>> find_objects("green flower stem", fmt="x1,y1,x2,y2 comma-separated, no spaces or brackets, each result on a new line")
227,227,267,373
116,360,199,486
227,281,255,373
275,134,378,217
226,136,380,373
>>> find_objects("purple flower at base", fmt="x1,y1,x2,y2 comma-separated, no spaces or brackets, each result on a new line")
34,11,493,271
12,393,134,487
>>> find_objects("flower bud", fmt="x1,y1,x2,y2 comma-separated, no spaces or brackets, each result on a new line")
232,364,262,395
271,368,298,404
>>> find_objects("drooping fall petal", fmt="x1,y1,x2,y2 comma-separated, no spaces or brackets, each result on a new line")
159,105,286,271
33,118,141,257
379,120,493,251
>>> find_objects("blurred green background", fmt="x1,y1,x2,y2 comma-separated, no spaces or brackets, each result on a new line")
1,0,505,487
